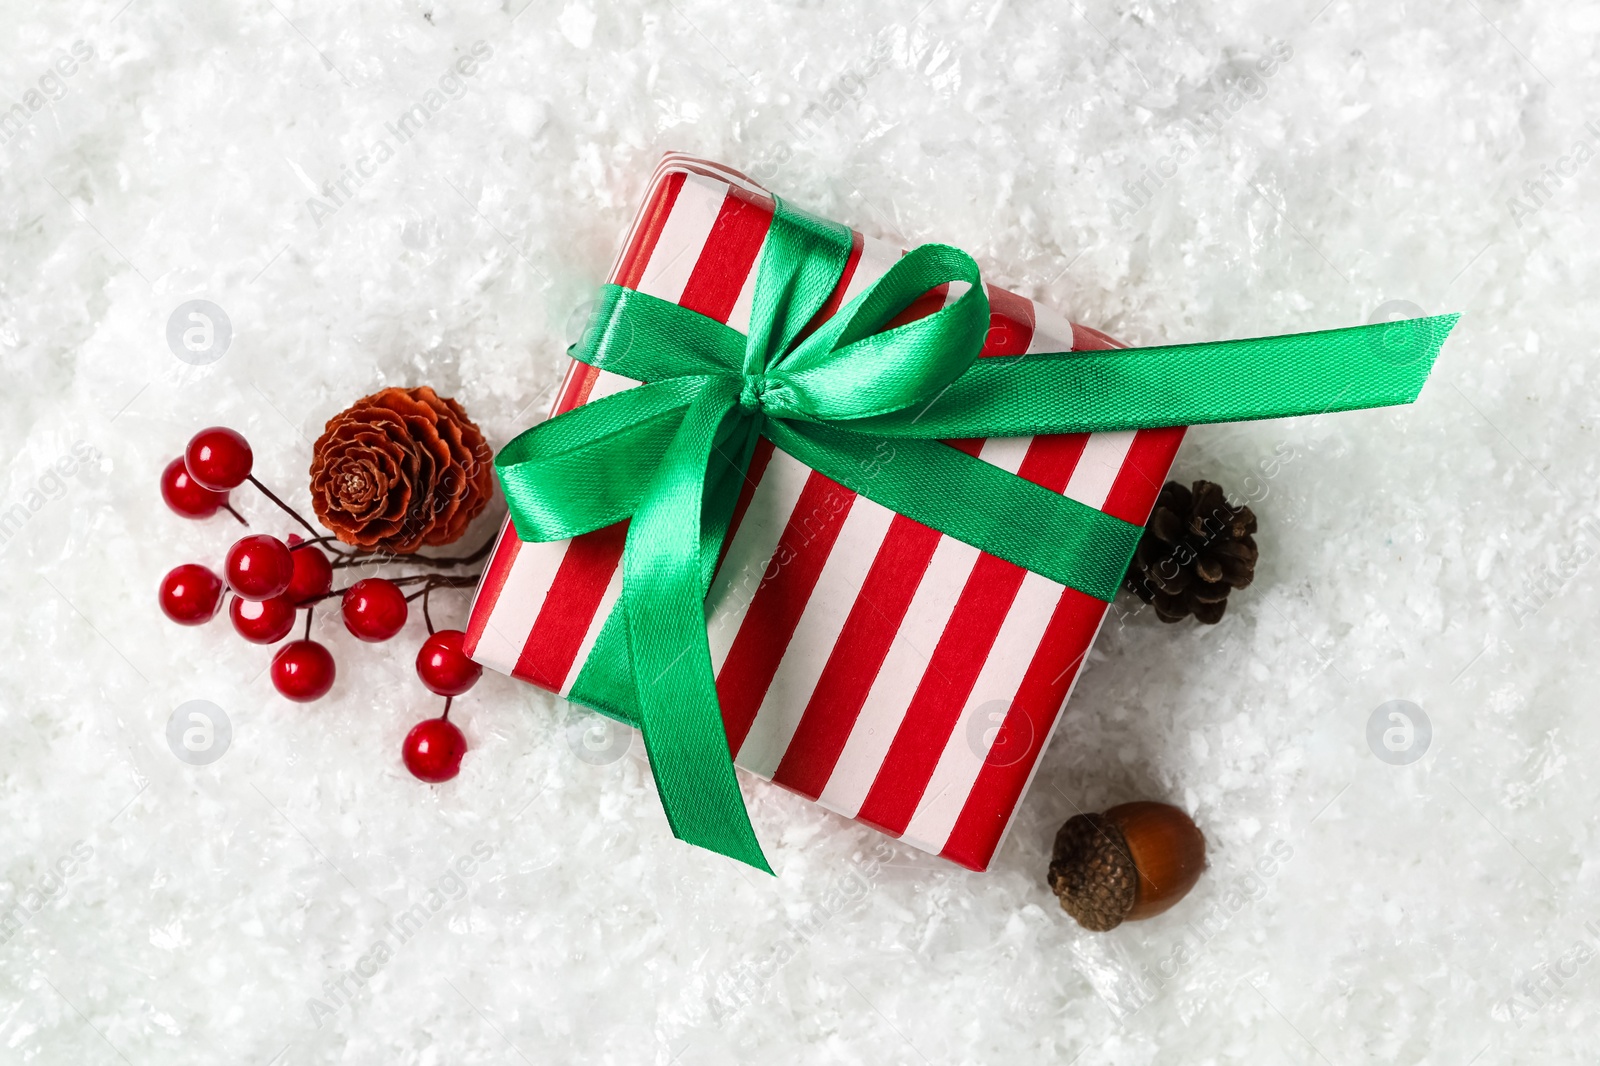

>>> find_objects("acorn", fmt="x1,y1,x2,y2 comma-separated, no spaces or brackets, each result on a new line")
1047,801,1206,931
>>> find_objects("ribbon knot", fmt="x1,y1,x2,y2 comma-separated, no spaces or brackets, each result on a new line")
494,194,1458,873
737,375,768,414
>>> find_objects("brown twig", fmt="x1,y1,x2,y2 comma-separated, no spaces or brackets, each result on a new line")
401,576,481,599
331,533,496,571
299,573,480,613
288,533,343,552
247,475,321,539
236,467,490,651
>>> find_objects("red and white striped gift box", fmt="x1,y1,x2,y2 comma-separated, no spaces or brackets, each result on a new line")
466,153,1185,871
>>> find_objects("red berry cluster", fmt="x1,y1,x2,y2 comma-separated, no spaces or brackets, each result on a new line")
157,426,486,783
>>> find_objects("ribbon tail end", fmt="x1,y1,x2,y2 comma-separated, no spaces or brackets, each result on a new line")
1399,312,1461,404
663,809,774,875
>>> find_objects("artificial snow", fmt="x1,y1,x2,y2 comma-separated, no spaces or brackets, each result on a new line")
1,1,1597,1063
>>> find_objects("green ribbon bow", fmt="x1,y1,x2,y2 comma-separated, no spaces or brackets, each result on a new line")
496,197,1457,872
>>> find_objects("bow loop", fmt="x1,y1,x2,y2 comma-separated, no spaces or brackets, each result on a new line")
767,243,991,423
742,200,854,379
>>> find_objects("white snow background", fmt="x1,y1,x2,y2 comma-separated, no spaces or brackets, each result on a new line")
2,0,1598,1062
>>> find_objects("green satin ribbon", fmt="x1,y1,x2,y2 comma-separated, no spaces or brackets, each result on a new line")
496,197,1458,872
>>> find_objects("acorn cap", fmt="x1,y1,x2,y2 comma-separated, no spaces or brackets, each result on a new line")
1047,813,1138,931
1048,802,1207,931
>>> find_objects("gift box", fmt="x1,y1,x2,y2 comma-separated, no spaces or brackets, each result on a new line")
466,153,1184,871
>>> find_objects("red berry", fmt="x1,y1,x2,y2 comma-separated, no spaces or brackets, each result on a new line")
284,541,333,604
184,427,253,491
416,629,482,696
159,564,223,625
160,457,229,519
402,717,467,782
230,595,298,644
225,534,294,601
342,579,408,642
271,640,336,702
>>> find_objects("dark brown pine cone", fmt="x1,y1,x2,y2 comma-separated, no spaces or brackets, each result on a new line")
1124,480,1257,624
310,386,494,554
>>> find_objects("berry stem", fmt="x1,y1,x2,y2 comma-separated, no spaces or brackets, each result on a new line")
223,502,249,526
418,534,496,567
331,533,497,571
422,583,435,635
441,696,453,722
303,605,313,641
401,575,481,600
300,572,481,610
247,475,322,539
289,534,343,552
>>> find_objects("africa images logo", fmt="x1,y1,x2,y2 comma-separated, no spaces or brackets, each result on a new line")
1505,121,1600,228
0,841,94,945
304,841,494,1028
303,41,494,229
0,40,94,148
1108,41,1294,225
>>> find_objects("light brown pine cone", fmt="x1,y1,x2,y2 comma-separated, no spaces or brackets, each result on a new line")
310,386,493,554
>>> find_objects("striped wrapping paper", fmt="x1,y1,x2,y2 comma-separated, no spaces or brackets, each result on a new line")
466,153,1185,871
